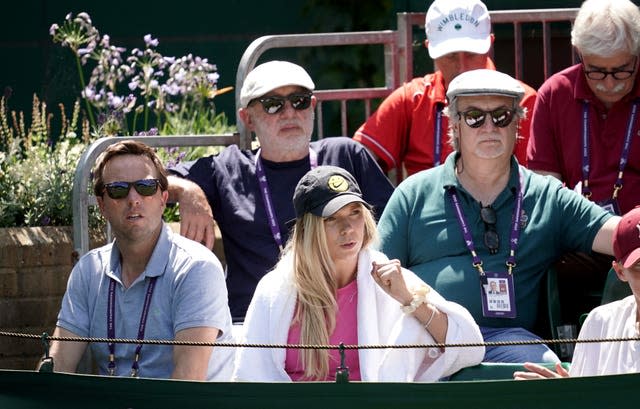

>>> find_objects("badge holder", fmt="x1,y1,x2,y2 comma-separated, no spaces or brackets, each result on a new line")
480,271,516,318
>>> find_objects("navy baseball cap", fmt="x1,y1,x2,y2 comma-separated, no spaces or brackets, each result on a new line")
293,166,370,219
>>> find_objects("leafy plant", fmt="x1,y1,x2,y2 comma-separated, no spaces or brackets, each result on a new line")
0,12,236,228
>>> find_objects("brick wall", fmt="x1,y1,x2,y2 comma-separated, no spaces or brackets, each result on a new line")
0,227,105,369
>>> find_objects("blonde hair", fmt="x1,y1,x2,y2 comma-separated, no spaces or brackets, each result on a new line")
283,202,377,380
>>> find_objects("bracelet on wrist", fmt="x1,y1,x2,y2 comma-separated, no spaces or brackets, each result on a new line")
423,306,437,329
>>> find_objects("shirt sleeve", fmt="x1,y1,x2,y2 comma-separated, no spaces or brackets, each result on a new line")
527,82,563,174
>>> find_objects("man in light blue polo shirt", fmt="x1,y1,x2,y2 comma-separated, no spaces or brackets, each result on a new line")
377,69,620,363
39,140,233,380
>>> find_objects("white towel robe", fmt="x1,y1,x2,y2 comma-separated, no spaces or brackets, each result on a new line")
233,248,484,382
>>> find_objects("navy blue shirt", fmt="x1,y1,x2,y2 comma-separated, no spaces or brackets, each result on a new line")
172,137,394,318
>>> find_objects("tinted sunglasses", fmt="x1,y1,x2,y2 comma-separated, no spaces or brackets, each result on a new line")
253,93,312,114
103,179,160,199
459,108,515,129
480,205,499,255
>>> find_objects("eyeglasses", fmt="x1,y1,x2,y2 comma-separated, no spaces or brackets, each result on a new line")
252,93,312,115
103,179,160,199
458,108,515,129
583,57,638,81
480,205,499,255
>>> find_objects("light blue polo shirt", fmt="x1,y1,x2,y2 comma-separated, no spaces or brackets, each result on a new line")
378,152,612,330
57,223,233,380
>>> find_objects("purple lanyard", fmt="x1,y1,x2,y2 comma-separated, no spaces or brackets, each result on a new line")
447,171,524,276
255,148,317,250
107,276,157,377
581,100,638,199
433,104,444,167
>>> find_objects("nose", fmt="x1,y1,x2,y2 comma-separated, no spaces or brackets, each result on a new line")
602,75,618,90
339,218,354,235
479,113,498,130
126,187,143,205
279,100,297,118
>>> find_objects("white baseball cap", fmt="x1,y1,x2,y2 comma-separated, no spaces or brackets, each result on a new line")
240,61,316,108
446,69,524,104
425,0,492,59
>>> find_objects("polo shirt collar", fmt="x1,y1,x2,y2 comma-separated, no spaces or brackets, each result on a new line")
106,222,171,284
441,152,520,204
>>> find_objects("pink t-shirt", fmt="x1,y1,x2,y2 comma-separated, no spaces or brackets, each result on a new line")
285,279,361,381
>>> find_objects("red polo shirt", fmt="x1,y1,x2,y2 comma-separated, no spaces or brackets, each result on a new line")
527,63,640,215
353,59,536,177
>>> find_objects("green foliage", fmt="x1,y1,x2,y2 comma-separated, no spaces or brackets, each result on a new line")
0,95,101,227
0,12,237,228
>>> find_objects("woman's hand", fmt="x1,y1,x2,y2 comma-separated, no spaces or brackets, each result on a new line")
370,259,412,305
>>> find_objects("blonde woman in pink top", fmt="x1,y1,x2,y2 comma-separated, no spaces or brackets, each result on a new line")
233,166,484,382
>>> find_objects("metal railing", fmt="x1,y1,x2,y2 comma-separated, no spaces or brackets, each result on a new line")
235,9,579,143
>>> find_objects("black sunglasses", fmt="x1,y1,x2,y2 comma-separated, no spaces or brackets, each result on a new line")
103,179,160,200
480,205,499,255
252,93,312,115
583,56,637,81
459,108,515,129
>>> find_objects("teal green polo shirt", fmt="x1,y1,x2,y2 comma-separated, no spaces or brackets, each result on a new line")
378,152,613,330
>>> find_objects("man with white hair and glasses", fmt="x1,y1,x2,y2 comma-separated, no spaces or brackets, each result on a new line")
377,68,620,363
528,0,640,216
168,60,393,322
527,0,640,332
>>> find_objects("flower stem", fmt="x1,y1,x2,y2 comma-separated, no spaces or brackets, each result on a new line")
75,56,96,131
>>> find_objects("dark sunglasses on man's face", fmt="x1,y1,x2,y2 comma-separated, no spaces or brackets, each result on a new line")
459,108,515,129
253,93,312,115
103,179,160,200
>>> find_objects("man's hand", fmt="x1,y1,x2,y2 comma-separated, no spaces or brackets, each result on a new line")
168,176,215,250
513,362,570,380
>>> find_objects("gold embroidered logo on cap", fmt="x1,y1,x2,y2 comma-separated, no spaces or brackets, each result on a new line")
327,175,349,192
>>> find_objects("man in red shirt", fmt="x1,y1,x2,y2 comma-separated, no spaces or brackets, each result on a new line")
353,0,536,181
528,0,640,217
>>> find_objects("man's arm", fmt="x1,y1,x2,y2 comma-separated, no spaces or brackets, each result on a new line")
167,175,215,250
36,327,88,373
592,216,620,255
171,326,219,381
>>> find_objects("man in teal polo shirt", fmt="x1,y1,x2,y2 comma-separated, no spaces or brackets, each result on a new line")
377,69,620,363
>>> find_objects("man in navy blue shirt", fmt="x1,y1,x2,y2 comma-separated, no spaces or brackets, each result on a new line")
169,61,394,320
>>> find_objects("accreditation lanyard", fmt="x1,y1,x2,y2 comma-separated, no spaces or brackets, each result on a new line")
107,276,157,377
447,173,523,318
433,104,444,167
255,148,318,250
447,171,524,276
581,100,639,207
